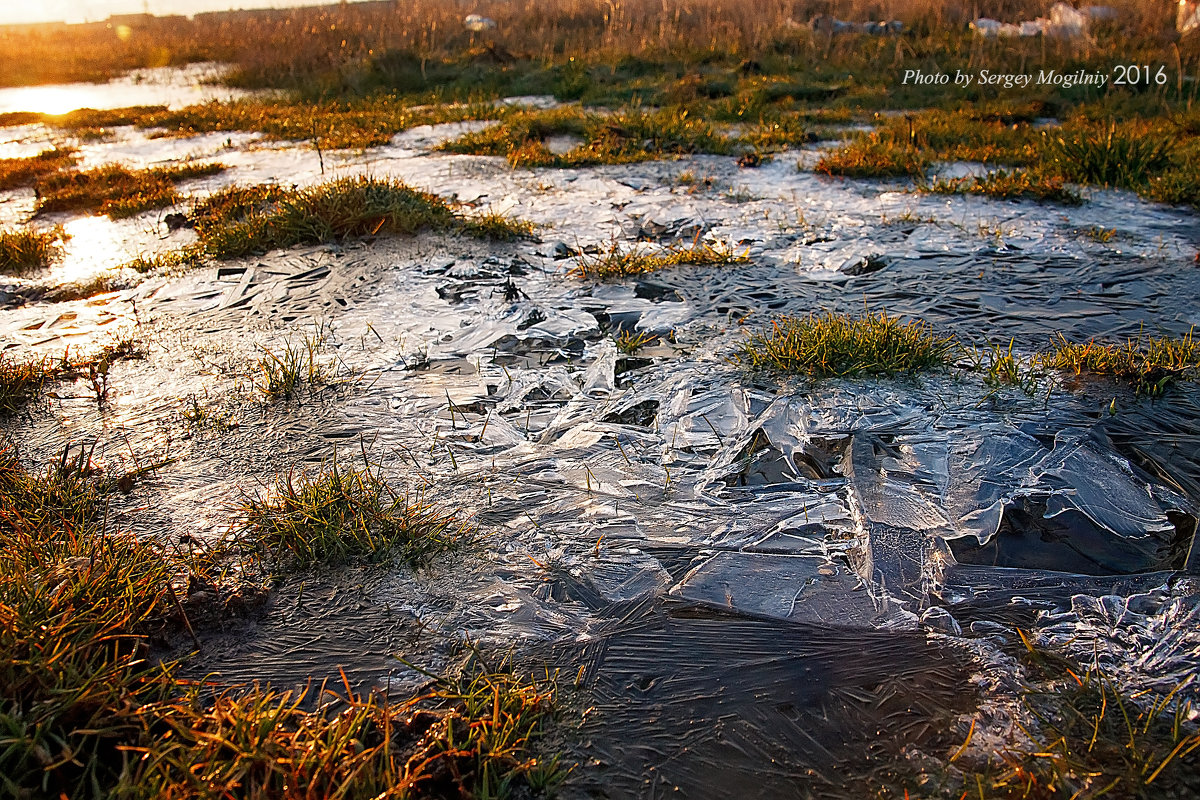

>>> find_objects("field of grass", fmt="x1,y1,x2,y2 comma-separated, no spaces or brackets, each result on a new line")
807,110,1200,204
2,5,1200,799
0,0,1193,174
0,0,1185,108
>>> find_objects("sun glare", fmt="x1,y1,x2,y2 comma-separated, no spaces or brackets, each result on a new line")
0,86,101,116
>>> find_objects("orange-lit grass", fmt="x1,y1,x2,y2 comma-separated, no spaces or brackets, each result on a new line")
0,354,53,415
814,134,930,180
573,240,747,280
35,161,225,218
1041,330,1200,396
439,106,732,167
193,178,531,259
925,169,1083,205
0,225,65,275
126,668,558,800
0,147,76,190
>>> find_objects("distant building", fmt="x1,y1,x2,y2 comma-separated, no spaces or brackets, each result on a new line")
106,13,156,27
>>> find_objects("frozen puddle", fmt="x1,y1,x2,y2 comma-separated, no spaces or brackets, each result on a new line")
2,102,1200,794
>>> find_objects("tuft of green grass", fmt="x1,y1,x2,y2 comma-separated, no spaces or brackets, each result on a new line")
925,169,1082,206
0,225,65,275
255,333,329,400
34,162,226,218
573,240,747,280
614,329,658,354
1041,330,1199,397
270,177,454,242
738,311,954,379
880,109,1041,167
1142,169,1200,209
740,116,814,152
972,339,1047,397
120,247,204,274
461,211,537,241
814,135,930,180
0,148,77,190
239,460,470,568
1045,123,1175,190
0,354,53,415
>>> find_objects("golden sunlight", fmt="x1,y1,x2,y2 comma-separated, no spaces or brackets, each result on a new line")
0,86,103,116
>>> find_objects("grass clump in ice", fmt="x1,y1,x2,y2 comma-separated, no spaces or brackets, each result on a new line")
1041,330,1200,397
1045,123,1175,190
573,240,747,280
254,331,333,400
0,147,76,189
0,225,65,275
120,246,204,274
739,311,954,379
192,178,531,260
462,211,537,240
614,329,658,355
0,354,53,415
814,134,930,180
925,169,1083,206
34,161,226,218
240,460,470,569
971,340,1049,397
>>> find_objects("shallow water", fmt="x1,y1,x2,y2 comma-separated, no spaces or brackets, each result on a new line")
0,63,259,115
2,76,1200,795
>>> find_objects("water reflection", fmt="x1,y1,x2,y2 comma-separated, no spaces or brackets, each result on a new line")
0,63,260,115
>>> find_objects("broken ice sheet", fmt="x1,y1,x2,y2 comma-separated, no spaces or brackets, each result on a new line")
671,552,906,628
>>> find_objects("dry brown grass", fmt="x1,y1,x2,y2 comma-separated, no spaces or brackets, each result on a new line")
0,148,76,189
0,0,1180,94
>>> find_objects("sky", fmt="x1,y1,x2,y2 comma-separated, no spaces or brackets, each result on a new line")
0,0,376,26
